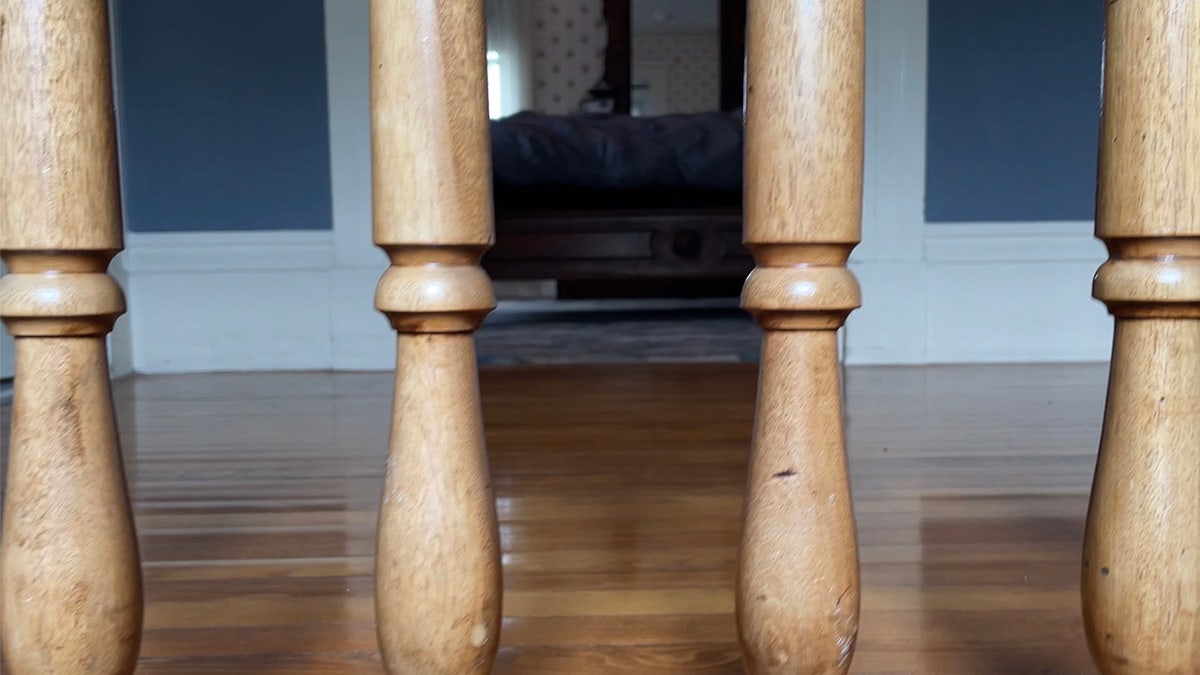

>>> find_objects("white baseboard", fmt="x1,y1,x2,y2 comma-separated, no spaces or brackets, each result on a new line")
0,260,15,380
128,269,335,373
924,222,1110,363
846,260,930,365
123,231,337,374
115,226,1114,373
925,259,1111,363
329,266,393,371
122,230,335,273
109,257,135,377
923,221,1104,263
846,222,1112,365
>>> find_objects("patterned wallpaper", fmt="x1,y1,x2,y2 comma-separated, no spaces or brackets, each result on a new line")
531,0,607,114
526,2,719,115
632,32,720,114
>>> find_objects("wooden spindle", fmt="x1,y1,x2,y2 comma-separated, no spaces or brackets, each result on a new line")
369,2,501,673
1082,2,1200,673
736,1,864,673
0,1,143,673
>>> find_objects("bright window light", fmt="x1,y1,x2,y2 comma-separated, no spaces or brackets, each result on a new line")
487,50,502,119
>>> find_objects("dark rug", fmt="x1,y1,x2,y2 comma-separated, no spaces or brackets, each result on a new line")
476,307,761,365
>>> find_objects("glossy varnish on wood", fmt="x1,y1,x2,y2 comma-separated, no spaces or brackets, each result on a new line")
369,1,501,673
739,0,865,672
0,362,1109,673
1083,2,1200,673
0,1,142,673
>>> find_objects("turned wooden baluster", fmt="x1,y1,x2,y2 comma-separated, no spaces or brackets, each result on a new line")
1082,1,1200,673
369,1,502,673
736,0,864,673
0,1,143,673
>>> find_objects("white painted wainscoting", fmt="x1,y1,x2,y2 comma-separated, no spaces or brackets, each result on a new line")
119,231,341,373
112,0,1111,374
844,0,1110,365
0,260,15,380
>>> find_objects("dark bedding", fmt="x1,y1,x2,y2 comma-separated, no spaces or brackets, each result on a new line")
493,184,740,212
490,111,744,193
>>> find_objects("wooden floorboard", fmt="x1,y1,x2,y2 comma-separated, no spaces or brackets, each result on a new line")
1,362,1107,673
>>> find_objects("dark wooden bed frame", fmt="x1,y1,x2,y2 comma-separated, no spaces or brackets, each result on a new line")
482,0,752,296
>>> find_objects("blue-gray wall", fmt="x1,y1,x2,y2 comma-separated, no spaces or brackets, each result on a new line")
925,0,1105,222
113,0,332,232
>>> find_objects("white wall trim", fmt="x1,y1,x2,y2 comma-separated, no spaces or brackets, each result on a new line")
924,221,1104,263
88,0,379,375
846,0,1110,365
122,230,334,273
0,259,16,380
857,0,927,263
324,0,378,270
121,230,339,373
108,256,135,378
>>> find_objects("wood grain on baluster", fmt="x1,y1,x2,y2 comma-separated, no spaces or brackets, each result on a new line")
0,1,143,673
737,0,865,673
1082,2,1200,673
368,1,501,673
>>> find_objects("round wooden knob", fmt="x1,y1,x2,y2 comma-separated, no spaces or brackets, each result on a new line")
671,228,704,260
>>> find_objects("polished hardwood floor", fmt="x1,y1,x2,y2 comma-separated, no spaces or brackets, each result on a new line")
1,362,1108,673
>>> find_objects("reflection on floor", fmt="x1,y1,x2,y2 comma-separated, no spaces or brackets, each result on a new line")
0,362,1107,673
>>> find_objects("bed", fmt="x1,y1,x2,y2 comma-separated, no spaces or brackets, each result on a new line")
480,0,752,296
484,111,752,290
